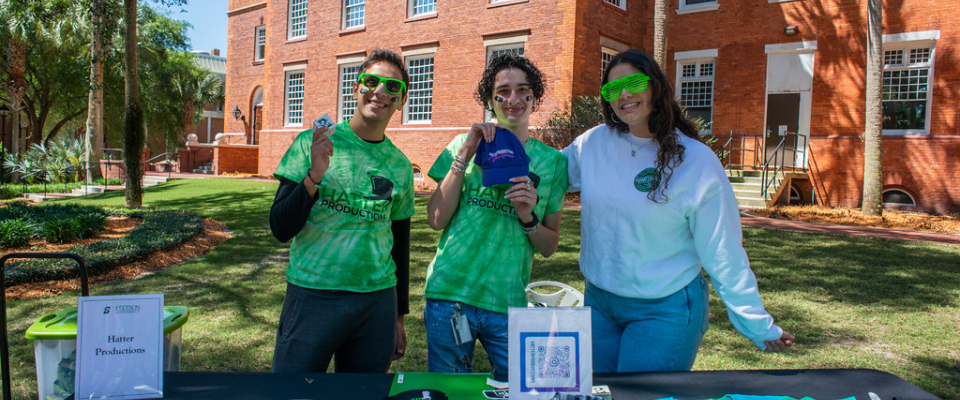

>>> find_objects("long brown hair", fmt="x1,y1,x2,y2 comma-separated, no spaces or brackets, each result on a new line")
601,49,700,203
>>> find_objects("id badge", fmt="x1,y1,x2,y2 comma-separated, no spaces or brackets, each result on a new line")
451,308,473,345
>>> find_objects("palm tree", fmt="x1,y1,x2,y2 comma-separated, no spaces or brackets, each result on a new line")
172,68,223,152
862,0,883,216
122,0,144,208
653,0,668,68
0,1,33,156
86,0,119,182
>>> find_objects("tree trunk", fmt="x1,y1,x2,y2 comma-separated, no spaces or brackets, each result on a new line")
123,0,143,207
6,36,27,155
862,0,883,216
85,0,106,182
653,0,668,68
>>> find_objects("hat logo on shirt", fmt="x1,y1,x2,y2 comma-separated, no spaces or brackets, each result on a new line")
634,168,661,192
364,175,394,202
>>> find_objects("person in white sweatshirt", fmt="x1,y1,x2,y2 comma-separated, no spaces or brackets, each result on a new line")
562,49,795,373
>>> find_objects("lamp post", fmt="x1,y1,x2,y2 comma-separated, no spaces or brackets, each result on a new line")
0,104,10,184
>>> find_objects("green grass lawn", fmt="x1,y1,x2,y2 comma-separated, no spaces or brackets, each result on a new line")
4,178,958,399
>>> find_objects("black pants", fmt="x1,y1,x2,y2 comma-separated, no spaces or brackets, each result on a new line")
272,282,397,373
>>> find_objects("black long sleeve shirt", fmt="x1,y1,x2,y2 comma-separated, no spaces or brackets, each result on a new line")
269,177,411,316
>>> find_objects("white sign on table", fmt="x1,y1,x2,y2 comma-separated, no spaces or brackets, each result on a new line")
75,293,164,399
508,307,592,400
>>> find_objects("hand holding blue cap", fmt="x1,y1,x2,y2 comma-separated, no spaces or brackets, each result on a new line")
474,127,530,187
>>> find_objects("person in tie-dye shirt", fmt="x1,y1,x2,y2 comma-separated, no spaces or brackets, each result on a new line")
424,53,568,380
269,50,415,373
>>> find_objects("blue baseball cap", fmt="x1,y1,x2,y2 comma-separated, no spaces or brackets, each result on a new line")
474,127,530,187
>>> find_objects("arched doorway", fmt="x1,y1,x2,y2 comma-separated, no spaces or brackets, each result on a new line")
251,87,263,145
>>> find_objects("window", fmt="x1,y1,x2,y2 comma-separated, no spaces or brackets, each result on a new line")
677,60,715,133
338,64,361,122
488,44,525,61
882,189,916,207
882,45,933,135
285,70,305,126
601,46,617,79
678,0,718,13
288,0,308,39
603,0,626,10
344,0,365,29
254,26,266,62
409,0,436,17
405,55,434,123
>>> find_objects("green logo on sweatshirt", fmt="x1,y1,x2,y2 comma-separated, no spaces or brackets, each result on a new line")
634,168,661,192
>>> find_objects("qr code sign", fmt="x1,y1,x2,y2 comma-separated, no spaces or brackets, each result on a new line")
524,335,578,390
536,344,572,378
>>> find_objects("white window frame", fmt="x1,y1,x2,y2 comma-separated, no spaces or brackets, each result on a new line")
254,26,266,62
408,0,437,18
284,69,306,126
675,49,717,135
882,188,917,207
288,0,308,40
601,46,618,79
881,30,938,136
337,59,362,122
603,0,626,10
404,52,435,124
484,37,526,121
677,0,719,14
343,0,365,29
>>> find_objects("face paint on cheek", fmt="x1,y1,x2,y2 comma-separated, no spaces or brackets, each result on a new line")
525,96,532,102
494,96,505,103
390,97,400,102
359,88,370,95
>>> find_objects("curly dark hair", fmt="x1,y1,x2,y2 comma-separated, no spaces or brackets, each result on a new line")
601,49,701,203
475,53,546,112
358,49,410,91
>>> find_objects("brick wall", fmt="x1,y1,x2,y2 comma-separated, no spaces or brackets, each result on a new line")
227,0,651,181
662,0,960,213
215,145,259,175
227,0,960,212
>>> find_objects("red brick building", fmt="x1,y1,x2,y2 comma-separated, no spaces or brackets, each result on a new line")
225,0,959,213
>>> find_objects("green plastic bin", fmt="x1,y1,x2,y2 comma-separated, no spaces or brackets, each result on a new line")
25,306,188,400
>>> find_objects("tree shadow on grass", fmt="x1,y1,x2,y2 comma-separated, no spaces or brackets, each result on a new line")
743,227,960,310
909,355,960,399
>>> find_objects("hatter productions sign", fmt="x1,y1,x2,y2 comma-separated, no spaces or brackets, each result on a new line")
75,293,164,399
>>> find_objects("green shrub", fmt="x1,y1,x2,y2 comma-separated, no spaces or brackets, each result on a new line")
0,203,109,245
0,219,33,248
42,219,80,243
3,209,203,285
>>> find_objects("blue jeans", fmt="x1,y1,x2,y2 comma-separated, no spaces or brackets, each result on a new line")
424,299,509,381
272,282,396,373
586,273,709,372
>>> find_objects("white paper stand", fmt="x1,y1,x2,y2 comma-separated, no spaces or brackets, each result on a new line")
508,307,592,400
75,294,164,399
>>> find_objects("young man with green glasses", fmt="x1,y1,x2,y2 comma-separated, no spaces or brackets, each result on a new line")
270,49,416,373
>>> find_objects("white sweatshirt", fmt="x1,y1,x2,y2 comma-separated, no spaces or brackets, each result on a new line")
563,124,783,349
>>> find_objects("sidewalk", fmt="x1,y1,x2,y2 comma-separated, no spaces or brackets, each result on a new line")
738,212,960,246
561,201,960,246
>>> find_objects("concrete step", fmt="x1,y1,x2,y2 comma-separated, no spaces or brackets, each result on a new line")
734,197,770,209
71,186,107,195
25,192,79,202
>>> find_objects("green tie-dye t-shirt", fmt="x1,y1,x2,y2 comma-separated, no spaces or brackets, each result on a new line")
273,121,415,292
425,134,568,313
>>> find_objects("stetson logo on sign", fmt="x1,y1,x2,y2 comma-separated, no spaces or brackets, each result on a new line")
634,168,661,192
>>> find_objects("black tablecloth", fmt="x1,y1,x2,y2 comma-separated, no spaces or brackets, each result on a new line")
594,369,941,400
161,369,941,400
